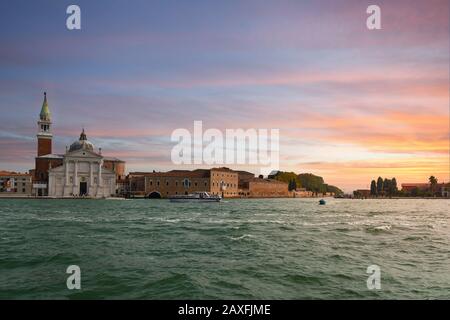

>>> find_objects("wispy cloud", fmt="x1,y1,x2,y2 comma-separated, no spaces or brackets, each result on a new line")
0,0,448,191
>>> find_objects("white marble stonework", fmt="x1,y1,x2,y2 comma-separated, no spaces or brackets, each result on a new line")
48,133,116,198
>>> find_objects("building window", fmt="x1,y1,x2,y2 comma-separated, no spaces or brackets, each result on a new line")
150,180,153,186
157,181,160,186
166,181,169,186
194,182,197,187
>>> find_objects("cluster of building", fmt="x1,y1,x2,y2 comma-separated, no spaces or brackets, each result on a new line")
126,168,289,199
0,171,33,196
401,183,449,197
0,93,291,199
354,182,450,198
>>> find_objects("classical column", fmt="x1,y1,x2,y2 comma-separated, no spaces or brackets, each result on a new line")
73,160,78,187
98,160,103,186
65,160,69,186
89,161,94,187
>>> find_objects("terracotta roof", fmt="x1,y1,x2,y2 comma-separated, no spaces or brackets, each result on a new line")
235,170,255,176
401,183,430,187
103,157,125,162
211,167,236,172
130,169,211,178
402,183,446,187
0,171,32,177
247,178,287,184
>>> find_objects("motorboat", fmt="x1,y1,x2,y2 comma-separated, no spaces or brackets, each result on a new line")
169,192,222,202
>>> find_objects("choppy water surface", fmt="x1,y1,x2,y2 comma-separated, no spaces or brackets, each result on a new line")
0,198,448,299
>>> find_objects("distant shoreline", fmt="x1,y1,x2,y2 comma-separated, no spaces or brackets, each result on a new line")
0,195,448,200
339,197,450,200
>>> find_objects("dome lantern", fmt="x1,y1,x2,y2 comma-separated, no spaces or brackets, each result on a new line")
68,128,95,152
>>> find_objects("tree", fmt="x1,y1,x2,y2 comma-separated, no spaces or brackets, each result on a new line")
370,180,377,196
391,178,398,195
273,171,342,195
383,178,390,194
273,171,301,188
298,173,325,193
326,185,344,195
288,179,297,191
429,176,438,195
376,177,383,195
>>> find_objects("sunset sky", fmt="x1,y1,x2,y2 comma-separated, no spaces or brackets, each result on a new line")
0,0,448,192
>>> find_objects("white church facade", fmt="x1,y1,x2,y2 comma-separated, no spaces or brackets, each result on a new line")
33,92,125,198
48,130,117,198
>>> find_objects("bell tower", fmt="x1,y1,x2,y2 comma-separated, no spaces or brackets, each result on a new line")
37,92,52,156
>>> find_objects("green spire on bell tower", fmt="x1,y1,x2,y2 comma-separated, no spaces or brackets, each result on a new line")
37,91,53,157
40,92,51,121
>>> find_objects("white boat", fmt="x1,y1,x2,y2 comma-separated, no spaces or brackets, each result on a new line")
169,192,221,202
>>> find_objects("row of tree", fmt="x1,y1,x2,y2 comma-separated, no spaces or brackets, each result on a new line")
272,171,344,195
370,177,398,196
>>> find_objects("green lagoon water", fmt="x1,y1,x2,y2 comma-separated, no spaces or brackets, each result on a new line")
0,198,448,299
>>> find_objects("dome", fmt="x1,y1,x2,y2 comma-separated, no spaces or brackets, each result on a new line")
68,129,95,152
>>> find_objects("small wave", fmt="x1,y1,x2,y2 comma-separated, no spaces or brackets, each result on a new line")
284,274,323,285
228,234,255,241
403,236,424,241
34,216,93,223
365,225,392,233
334,227,351,232
374,225,391,231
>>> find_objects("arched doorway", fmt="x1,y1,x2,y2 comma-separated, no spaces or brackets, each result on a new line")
148,191,162,199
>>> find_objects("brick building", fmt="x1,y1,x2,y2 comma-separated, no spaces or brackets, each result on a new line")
128,167,289,198
238,177,289,198
0,171,33,196
402,183,449,197
129,167,239,198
